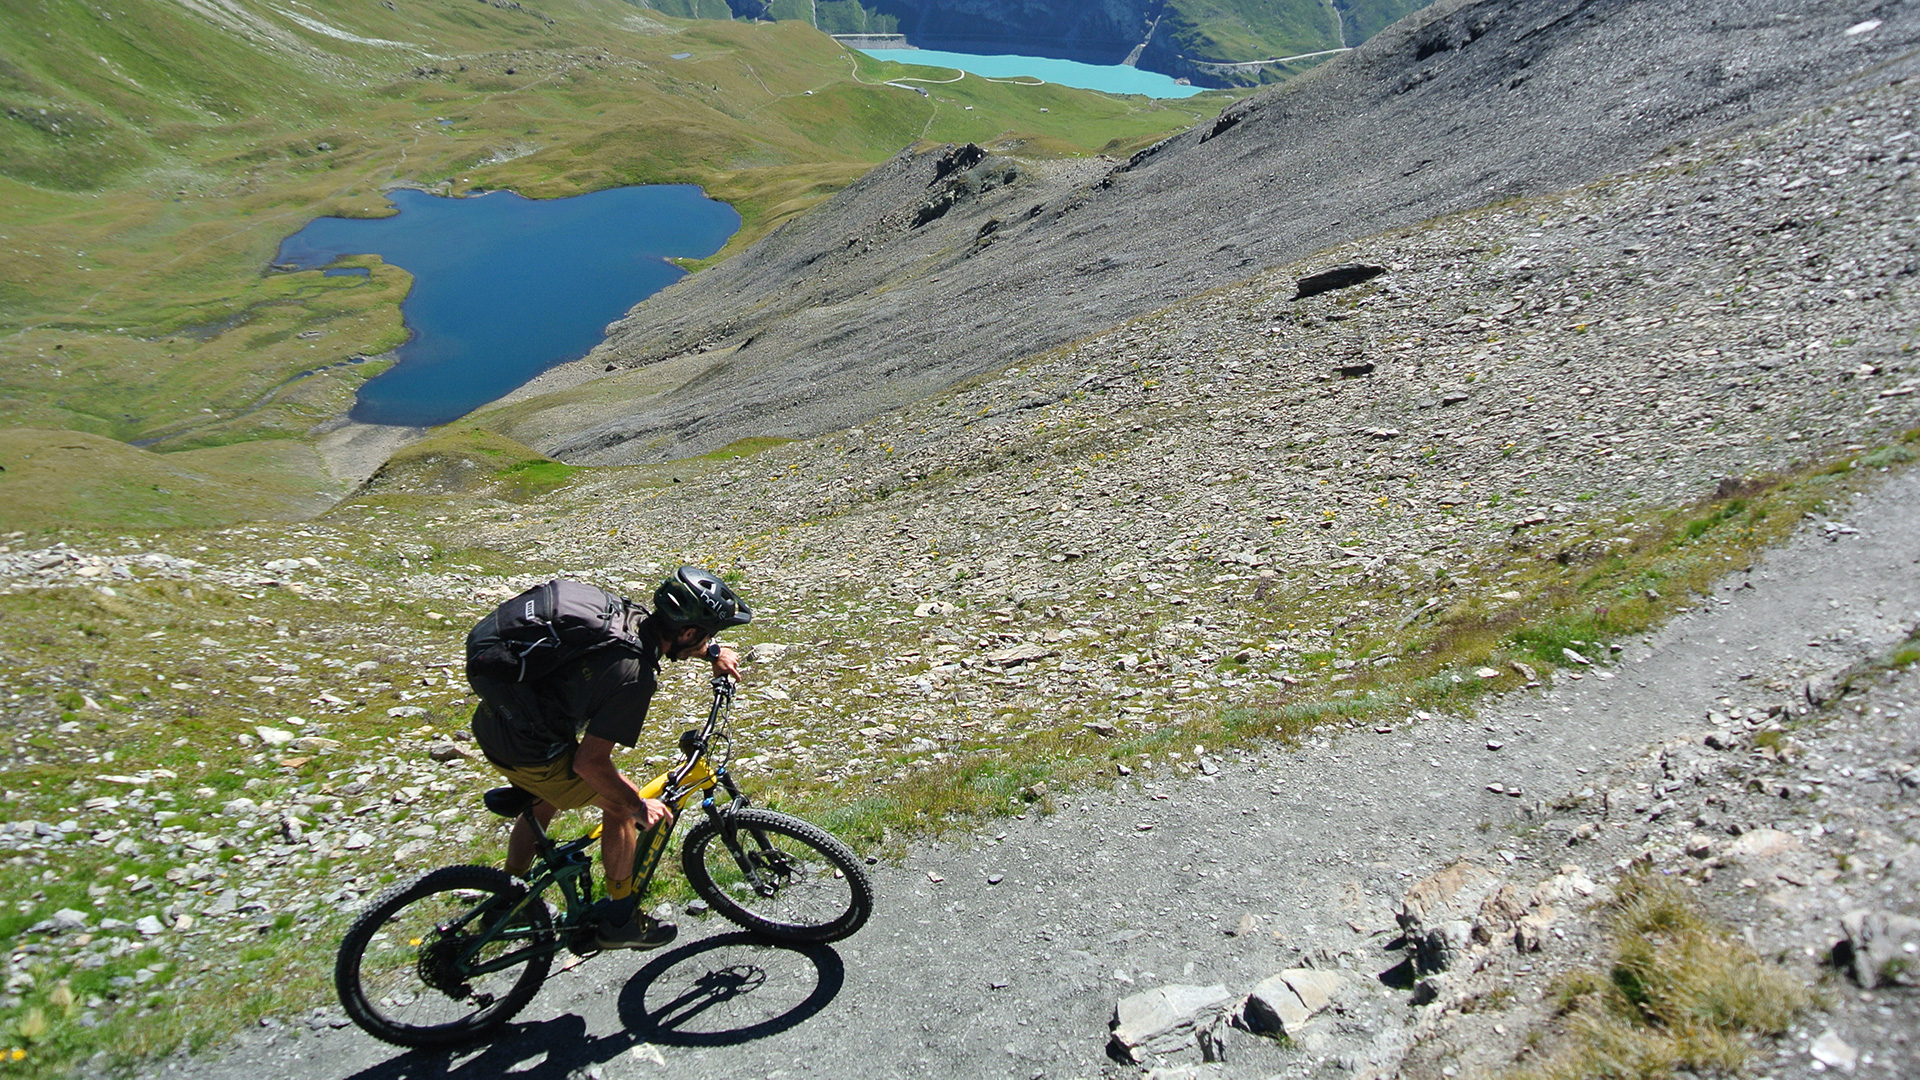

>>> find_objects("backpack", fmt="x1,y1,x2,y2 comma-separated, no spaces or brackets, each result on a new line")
465,579,645,684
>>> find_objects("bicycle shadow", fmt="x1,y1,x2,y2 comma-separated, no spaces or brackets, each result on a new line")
615,930,845,1045
340,931,844,1080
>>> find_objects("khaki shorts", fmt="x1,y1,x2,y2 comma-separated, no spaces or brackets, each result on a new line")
491,752,600,811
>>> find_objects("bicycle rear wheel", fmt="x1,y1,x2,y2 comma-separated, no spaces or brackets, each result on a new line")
335,864,554,1047
682,808,872,944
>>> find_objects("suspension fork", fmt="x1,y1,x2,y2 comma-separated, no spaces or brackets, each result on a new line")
703,770,787,894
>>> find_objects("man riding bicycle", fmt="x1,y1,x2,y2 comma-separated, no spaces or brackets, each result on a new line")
467,567,747,950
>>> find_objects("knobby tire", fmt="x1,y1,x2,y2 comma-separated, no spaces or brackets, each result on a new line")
682,808,873,943
334,864,553,1048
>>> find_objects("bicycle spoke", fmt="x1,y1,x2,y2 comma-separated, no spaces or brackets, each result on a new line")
683,809,871,943
337,866,555,1047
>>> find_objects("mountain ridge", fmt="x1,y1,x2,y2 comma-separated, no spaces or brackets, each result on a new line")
500,0,1920,466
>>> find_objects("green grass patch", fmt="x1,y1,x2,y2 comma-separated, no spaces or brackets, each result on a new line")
495,458,579,495
0,559,523,1078
1862,444,1915,468
1507,870,1808,1080
1278,456,1854,720
0,427,339,532
366,425,577,500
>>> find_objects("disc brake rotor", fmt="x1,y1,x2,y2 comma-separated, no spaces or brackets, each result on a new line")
745,848,803,894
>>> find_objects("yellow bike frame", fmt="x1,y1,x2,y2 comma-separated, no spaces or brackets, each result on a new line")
626,754,719,901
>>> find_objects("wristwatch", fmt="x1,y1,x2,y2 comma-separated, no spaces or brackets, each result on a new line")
705,641,722,662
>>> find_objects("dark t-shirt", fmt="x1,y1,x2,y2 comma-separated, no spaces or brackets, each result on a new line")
470,639,661,767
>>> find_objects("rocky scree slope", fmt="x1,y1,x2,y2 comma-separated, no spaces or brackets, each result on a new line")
1384,647,1920,1080
526,0,1920,465
420,74,1920,799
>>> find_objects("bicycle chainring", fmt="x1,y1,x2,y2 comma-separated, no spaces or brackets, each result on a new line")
567,924,602,957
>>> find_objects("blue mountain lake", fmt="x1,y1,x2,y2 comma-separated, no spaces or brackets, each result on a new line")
275,185,739,427
857,48,1204,99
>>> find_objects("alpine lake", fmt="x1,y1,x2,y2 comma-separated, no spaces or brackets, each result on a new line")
275,185,739,428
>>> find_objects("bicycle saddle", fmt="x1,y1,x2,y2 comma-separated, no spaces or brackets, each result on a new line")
483,785,539,818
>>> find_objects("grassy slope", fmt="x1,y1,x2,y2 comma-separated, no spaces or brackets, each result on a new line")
1154,0,1437,83
1155,0,1436,58
0,0,1228,528
1336,0,1434,43
0,429,337,531
1160,0,1347,60
847,50,1223,154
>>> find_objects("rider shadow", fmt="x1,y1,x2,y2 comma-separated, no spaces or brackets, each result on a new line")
339,931,844,1080
338,1014,601,1080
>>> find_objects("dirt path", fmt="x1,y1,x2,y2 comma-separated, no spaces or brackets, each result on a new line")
171,468,1920,1080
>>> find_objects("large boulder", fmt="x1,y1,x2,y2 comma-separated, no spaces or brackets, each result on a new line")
1397,860,1500,934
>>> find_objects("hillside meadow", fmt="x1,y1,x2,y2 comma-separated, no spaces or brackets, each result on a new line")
0,0,1233,528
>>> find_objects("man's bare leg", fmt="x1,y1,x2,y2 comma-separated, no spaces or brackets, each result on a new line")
590,798,678,948
591,796,678,936
503,801,558,878
594,798,638,885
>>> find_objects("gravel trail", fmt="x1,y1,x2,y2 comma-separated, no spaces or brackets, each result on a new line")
176,469,1920,1080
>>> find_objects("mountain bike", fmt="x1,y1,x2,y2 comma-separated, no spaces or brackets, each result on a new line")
333,676,874,1048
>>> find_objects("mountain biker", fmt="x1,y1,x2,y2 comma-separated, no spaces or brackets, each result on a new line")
468,566,748,950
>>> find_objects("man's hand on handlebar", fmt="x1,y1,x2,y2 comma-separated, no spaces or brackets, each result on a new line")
709,644,741,681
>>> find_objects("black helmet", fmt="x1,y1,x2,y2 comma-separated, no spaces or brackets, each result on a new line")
652,566,752,633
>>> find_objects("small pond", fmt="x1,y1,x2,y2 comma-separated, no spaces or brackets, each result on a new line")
857,47,1204,99
275,185,739,427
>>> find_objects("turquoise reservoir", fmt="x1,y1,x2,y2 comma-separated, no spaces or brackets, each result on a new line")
275,185,739,427
857,48,1204,99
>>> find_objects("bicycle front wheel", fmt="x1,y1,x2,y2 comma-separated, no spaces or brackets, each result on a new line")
682,808,873,944
334,864,554,1048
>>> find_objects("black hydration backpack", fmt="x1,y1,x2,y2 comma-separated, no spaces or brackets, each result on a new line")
465,579,645,684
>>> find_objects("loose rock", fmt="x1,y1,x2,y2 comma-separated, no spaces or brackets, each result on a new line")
1109,984,1235,1064
1837,909,1920,989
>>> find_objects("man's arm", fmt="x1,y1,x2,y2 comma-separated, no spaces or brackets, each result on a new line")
573,734,672,830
